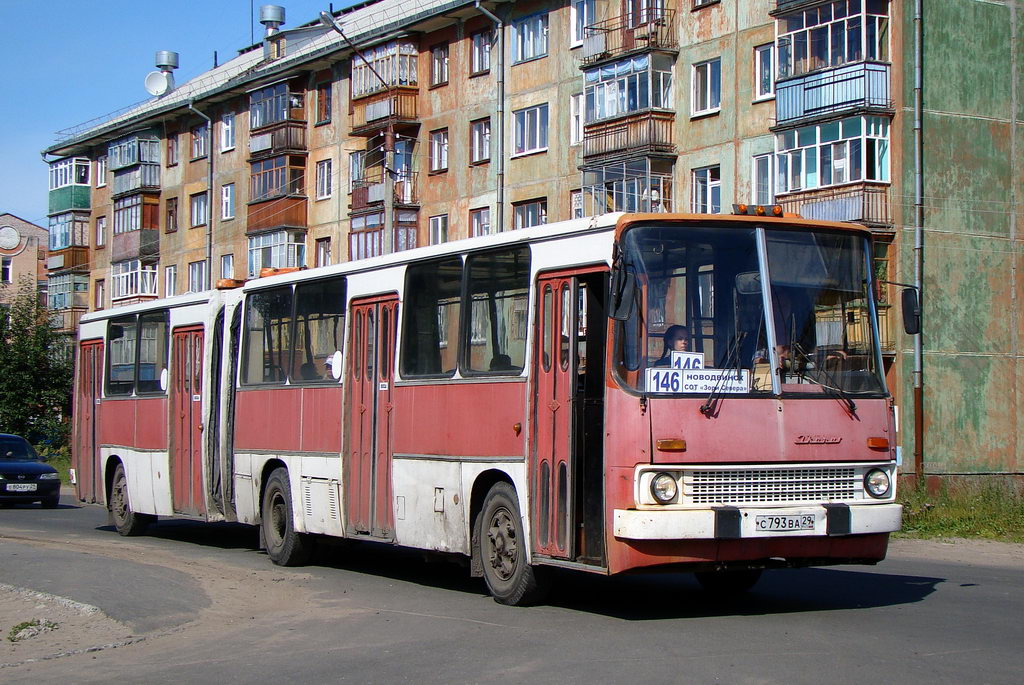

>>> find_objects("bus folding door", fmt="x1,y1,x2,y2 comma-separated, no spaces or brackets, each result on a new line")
171,326,206,516
74,341,103,503
345,295,398,539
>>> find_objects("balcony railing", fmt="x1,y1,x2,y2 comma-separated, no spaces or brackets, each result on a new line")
582,111,675,159
112,163,160,197
581,9,677,67
776,181,892,226
247,195,307,233
775,62,892,127
111,265,158,301
248,120,307,157
351,87,419,135
351,172,419,210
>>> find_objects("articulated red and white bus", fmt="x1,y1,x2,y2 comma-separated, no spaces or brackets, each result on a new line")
72,211,902,605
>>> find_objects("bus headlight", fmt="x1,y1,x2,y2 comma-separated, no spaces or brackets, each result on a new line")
650,473,678,504
864,469,891,498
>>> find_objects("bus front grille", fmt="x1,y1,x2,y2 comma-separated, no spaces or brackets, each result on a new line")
684,467,859,505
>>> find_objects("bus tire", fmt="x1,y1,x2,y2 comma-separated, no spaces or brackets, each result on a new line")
479,482,548,606
110,464,154,536
694,569,763,595
261,467,311,567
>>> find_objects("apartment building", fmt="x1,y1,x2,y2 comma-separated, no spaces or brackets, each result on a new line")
0,213,47,307
42,0,1023,482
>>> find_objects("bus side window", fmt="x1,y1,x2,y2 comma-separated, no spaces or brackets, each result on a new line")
464,246,530,375
400,257,462,377
107,315,138,396
292,277,346,383
241,287,294,385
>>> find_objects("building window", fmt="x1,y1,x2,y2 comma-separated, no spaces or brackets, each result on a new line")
777,0,890,79
775,115,890,193
429,129,449,172
1,257,11,284
188,260,207,293
582,160,674,214
349,150,366,193
221,184,235,220
571,189,584,219
584,55,673,123
220,254,234,280
316,82,332,124
47,274,89,310
95,156,108,187
754,44,774,101
95,215,107,247
166,134,178,166
470,119,491,164
220,113,235,151
190,192,208,227
429,215,448,245
351,40,418,98
571,0,595,47
316,159,333,199
49,212,88,250
191,123,209,159
113,196,142,235
166,197,178,233
95,279,105,310
692,58,721,116
249,82,299,130
48,158,90,190
752,153,775,205
513,104,548,156
247,230,306,277
430,43,449,86
471,30,491,74
513,199,547,229
315,238,331,267
570,94,584,145
511,13,548,64
111,259,158,300
164,265,177,297
692,166,721,214
250,155,304,201
470,207,491,237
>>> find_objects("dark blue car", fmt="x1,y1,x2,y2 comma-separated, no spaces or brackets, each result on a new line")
0,434,60,508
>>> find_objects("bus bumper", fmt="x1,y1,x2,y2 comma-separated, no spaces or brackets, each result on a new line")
613,503,902,540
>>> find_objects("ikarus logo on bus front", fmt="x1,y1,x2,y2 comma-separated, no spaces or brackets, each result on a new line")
794,435,842,445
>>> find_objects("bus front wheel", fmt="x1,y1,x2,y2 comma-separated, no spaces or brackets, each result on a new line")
478,482,548,606
261,467,311,566
110,464,154,536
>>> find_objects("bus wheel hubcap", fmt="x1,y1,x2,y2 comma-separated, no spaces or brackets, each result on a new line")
487,507,517,581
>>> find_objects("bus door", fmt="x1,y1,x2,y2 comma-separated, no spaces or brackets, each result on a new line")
531,270,607,564
74,340,103,503
171,326,205,516
345,295,398,539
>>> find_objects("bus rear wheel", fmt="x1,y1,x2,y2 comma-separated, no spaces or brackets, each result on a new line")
261,467,311,567
694,569,763,595
110,464,154,536
479,482,548,606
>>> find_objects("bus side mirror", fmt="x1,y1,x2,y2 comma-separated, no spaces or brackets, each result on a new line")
609,269,636,321
901,288,920,335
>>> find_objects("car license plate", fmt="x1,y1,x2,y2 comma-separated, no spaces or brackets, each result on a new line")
755,514,815,531
6,483,37,492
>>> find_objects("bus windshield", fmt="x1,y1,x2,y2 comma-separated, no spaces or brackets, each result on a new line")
614,222,885,397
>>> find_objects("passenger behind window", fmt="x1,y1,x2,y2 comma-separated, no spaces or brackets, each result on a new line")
654,325,689,367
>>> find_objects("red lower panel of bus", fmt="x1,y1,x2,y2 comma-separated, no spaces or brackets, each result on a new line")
392,382,527,458
99,398,168,450
234,386,343,453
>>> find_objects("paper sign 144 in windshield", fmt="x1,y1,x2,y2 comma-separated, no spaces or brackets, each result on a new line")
645,368,751,394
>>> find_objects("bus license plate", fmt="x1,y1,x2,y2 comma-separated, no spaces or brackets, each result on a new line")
6,483,37,492
755,514,815,531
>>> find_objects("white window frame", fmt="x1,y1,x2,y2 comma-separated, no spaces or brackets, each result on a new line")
430,129,449,172
429,214,448,245
221,183,235,220
583,55,673,123
316,159,333,199
191,123,209,159
349,150,366,193
95,279,105,310
691,166,721,214
570,0,595,48
774,115,890,194
190,192,208,227
511,12,548,64
692,58,722,116
431,43,449,86
570,94,584,145
513,104,549,156
164,265,177,297
752,153,775,205
220,254,234,280
471,30,491,73
470,207,491,237
315,238,332,267
1,256,11,284
95,215,107,247
776,2,890,79
754,44,774,101
111,259,158,301
187,260,207,293
220,113,236,151
471,119,491,164
247,230,306,277
571,189,584,219
95,156,107,187
513,200,547,229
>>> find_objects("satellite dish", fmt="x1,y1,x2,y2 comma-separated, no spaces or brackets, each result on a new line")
144,71,174,97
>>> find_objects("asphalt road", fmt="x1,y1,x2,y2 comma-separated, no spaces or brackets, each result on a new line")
1,494,1021,684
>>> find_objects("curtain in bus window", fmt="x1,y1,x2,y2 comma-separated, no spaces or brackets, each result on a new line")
292,277,346,382
136,310,168,393
107,315,137,395
401,257,462,377
241,286,294,384
465,246,530,374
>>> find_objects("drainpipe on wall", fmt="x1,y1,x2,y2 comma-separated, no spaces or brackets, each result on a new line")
189,100,215,290
912,0,925,484
475,1,505,233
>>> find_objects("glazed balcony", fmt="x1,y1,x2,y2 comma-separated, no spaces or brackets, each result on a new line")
248,120,307,159
350,87,419,136
247,196,307,233
775,62,892,128
581,9,677,67
350,172,419,211
582,111,675,160
776,181,892,227
111,163,160,198
48,185,90,215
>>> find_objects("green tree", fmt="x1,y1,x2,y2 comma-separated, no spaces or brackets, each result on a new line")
0,275,73,446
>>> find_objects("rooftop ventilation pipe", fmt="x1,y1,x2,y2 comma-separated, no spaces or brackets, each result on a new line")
260,5,286,36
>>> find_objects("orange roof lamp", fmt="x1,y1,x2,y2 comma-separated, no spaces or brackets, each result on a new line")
733,203,784,217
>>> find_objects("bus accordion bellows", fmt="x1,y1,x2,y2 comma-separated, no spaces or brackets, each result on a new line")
71,212,902,606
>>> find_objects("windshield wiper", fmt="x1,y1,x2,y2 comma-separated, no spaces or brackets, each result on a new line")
790,341,857,414
700,331,746,416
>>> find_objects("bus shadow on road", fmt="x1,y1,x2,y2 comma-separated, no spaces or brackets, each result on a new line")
97,519,261,551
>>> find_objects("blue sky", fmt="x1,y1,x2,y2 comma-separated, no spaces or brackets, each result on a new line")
0,0,359,229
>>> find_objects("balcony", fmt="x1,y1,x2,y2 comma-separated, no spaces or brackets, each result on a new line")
350,87,419,136
581,9,677,67
111,264,158,302
48,185,90,215
774,62,892,128
351,172,419,211
46,247,90,271
248,120,307,159
582,111,675,160
111,163,160,197
247,196,307,233
776,181,892,227
111,229,159,263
